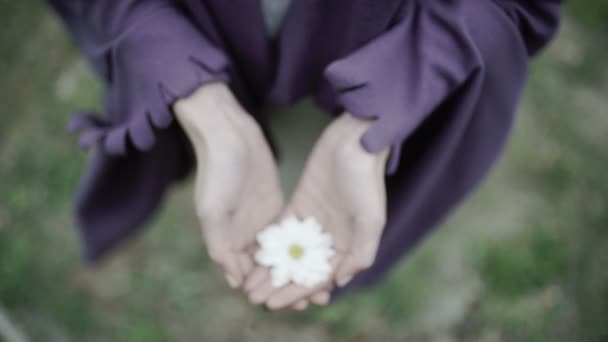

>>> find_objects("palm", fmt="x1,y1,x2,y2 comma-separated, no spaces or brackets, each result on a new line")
245,114,389,310
289,116,387,258
175,83,283,288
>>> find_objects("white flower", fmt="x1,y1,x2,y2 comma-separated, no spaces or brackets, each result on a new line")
255,216,335,288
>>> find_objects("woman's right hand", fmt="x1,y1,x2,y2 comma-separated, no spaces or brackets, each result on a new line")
173,83,284,289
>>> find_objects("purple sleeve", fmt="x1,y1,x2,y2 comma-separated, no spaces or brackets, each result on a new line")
324,0,562,174
327,0,563,289
47,0,231,260
48,0,230,155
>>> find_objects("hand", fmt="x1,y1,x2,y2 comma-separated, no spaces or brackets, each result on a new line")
244,113,389,310
173,83,284,289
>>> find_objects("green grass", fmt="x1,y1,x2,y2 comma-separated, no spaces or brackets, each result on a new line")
0,231,40,307
567,1,608,32
1,3,608,341
478,227,565,298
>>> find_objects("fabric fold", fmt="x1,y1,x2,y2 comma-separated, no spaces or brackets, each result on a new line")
65,4,231,156
48,0,564,269
48,0,231,261
324,0,562,174
68,56,229,156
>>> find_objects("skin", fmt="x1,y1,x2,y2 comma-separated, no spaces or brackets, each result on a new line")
173,83,284,288
174,83,389,310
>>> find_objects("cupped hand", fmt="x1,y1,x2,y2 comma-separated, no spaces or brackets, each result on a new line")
244,113,389,310
173,83,284,289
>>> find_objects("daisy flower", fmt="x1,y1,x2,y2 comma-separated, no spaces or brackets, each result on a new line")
255,216,335,288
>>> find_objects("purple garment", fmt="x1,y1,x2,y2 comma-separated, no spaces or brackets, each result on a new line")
48,0,562,290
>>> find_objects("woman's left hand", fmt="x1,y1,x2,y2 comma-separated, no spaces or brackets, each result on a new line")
244,113,389,310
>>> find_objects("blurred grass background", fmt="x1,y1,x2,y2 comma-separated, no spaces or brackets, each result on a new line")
0,1,607,341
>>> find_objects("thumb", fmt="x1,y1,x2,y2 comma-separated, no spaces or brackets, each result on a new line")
334,216,384,287
207,244,243,288
202,214,244,288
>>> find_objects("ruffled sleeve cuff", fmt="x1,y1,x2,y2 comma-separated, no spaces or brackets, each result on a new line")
324,1,481,174
68,4,230,156
324,0,560,174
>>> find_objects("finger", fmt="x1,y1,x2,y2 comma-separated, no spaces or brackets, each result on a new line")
310,291,331,306
249,277,280,305
220,254,243,289
224,273,239,289
244,266,269,293
265,282,329,310
207,245,243,288
237,252,255,278
265,257,340,310
334,217,384,287
199,210,244,287
335,250,368,287
292,300,309,311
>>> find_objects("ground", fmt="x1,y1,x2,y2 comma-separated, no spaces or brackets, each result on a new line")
1,2,607,341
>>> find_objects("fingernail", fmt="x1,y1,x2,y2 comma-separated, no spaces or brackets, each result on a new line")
294,301,309,311
266,295,284,310
225,274,239,288
266,301,280,311
249,292,265,305
318,292,331,305
337,275,353,287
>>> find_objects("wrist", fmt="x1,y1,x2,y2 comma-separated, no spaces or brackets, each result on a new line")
173,82,230,125
333,113,390,171
173,82,250,164
173,82,241,143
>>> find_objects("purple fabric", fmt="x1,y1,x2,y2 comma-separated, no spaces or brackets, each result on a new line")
48,0,562,290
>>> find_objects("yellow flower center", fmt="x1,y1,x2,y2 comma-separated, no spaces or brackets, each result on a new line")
288,243,305,260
